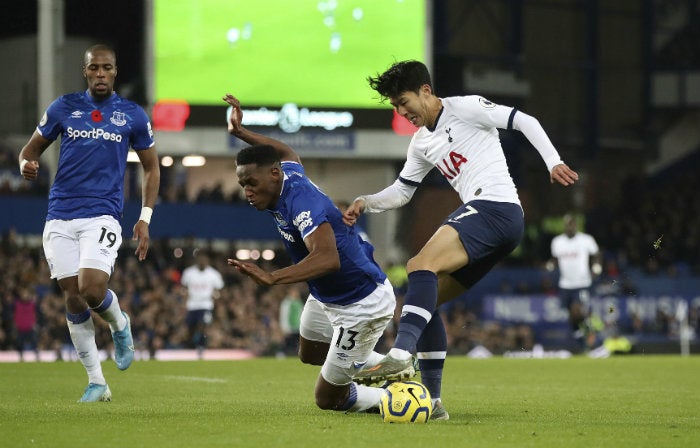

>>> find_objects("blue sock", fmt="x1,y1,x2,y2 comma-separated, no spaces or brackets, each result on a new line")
66,309,91,324
92,290,113,313
339,382,358,411
417,312,446,400
394,270,438,353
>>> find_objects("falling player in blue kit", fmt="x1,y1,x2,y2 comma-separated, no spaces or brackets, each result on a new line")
223,93,396,414
344,60,579,419
18,44,160,402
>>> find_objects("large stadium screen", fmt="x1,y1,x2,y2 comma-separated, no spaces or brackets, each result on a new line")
153,0,428,109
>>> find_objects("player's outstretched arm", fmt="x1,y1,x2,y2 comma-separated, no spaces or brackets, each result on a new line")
342,197,365,226
228,223,340,285
223,93,300,163
512,112,578,186
550,163,578,186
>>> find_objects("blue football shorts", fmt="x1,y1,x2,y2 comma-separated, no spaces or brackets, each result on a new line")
444,200,524,289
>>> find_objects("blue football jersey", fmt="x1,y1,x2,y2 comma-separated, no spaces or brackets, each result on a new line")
269,161,387,305
37,90,155,221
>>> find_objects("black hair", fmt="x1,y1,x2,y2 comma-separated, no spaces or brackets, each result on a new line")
84,44,116,66
367,60,432,100
236,145,280,166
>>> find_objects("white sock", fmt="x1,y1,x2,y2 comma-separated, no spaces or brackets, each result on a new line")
363,351,385,369
388,347,412,361
67,316,106,385
94,289,127,332
347,383,385,412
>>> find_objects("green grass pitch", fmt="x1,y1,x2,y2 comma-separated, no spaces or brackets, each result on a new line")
1,356,698,447
154,0,426,108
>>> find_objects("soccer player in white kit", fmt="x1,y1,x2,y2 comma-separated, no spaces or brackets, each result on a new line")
181,250,225,358
18,44,160,402
345,60,579,419
550,213,601,347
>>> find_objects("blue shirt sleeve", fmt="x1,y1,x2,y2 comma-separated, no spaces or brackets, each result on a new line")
287,187,330,240
130,105,155,150
36,98,65,141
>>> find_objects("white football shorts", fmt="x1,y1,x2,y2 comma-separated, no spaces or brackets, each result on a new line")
43,215,123,280
301,279,395,386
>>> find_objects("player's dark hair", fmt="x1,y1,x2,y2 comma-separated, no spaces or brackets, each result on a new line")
236,145,280,166
368,60,432,100
84,44,116,66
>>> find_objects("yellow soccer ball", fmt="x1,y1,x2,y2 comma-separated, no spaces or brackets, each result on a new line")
379,381,432,423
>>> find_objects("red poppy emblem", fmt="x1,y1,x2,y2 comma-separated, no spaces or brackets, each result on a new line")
91,110,103,122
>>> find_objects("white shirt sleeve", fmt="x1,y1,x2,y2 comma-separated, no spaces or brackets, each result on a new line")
359,178,417,213
511,111,563,172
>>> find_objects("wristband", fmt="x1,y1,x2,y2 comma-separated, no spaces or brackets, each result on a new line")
19,159,29,173
139,206,153,224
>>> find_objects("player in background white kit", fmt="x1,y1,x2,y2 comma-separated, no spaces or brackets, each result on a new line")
18,44,160,402
550,213,601,348
344,60,579,419
181,249,225,358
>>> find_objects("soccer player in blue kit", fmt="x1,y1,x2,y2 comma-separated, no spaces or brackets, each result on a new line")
223,93,396,414
344,60,579,419
18,44,160,402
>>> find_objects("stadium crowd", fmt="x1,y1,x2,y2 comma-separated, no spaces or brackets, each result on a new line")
1,231,697,360
0,233,297,358
1,145,699,358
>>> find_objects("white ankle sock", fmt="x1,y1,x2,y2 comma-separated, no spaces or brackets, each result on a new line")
363,351,385,368
67,316,106,385
388,347,412,361
347,383,385,412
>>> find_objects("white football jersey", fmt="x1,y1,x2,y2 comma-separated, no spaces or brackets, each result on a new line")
181,265,224,311
550,232,599,289
399,95,521,206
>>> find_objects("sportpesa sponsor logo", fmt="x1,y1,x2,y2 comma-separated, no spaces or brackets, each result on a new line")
67,126,123,142
277,228,295,242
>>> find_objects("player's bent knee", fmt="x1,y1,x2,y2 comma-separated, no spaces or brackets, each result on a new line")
299,351,325,366
315,375,351,410
315,389,348,410
78,284,108,305
298,338,329,366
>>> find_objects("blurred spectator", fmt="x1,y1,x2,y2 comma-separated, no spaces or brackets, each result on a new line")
385,259,409,295
13,287,39,361
278,285,304,357
591,158,700,276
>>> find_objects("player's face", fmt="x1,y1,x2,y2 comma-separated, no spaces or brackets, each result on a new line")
236,163,283,210
390,85,434,128
83,50,117,100
564,217,577,237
